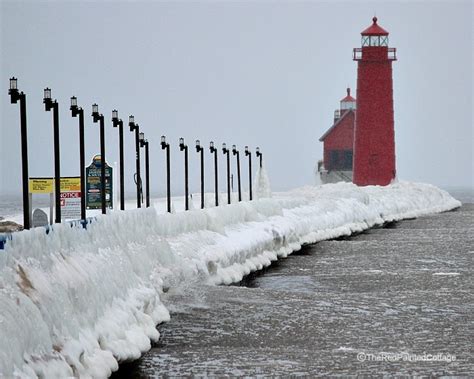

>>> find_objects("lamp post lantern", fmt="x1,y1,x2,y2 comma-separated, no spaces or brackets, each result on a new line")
8,78,30,229
232,145,242,202
139,132,150,208
209,141,218,207
70,96,86,219
161,135,171,212
195,140,204,209
256,146,262,168
92,104,107,214
179,137,189,211
112,110,125,210
129,115,141,208
245,146,253,201
43,88,61,223
222,143,231,204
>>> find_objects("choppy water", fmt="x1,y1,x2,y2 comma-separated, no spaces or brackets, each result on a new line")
114,204,474,377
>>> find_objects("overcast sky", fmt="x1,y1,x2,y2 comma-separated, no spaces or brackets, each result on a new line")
1,0,472,200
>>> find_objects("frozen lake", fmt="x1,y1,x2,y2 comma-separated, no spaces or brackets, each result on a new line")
113,203,473,377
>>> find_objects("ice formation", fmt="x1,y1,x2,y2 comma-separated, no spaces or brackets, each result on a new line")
0,177,461,378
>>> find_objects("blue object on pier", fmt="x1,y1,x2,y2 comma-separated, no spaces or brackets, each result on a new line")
0,216,97,250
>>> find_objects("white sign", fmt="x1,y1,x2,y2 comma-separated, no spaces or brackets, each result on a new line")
60,177,81,220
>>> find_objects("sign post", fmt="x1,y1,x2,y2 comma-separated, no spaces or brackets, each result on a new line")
86,155,113,210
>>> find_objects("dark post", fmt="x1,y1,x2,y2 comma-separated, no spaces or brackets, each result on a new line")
43,88,61,223
9,78,30,229
222,143,231,204
245,146,253,201
129,116,141,208
112,110,125,210
161,136,171,213
232,145,242,201
209,141,218,207
179,138,189,211
139,133,150,208
92,104,106,214
196,140,204,209
70,97,86,219
256,146,263,168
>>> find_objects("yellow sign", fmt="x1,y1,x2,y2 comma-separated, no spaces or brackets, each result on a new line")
60,177,81,192
29,177,81,194
29,178,54,194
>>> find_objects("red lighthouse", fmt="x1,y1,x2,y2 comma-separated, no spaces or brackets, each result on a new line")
352,17,397,186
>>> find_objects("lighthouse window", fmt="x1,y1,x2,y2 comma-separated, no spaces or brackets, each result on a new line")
362,36,370,46
380,36,388,46
369,36,380,46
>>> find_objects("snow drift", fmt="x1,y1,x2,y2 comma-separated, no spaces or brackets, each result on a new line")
0,181,460,378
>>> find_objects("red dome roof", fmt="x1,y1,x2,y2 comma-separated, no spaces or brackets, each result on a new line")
361,17,389,36
341,88,356,102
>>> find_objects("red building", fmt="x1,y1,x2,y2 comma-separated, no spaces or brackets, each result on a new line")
318,88,356,181
352,17,397,186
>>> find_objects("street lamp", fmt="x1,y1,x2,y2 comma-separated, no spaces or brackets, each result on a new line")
8,78,30,229
92,104,107,214
112,110,125,210
179,137,189,211
43,88,61,223
70,96,86,219
209,141,218,207
195,140,204,209
256,146,263,168
129,115,141,208
232,145,242,202
139,132,150,208
161,135,171,213
222,143,231,204
245,146,253,201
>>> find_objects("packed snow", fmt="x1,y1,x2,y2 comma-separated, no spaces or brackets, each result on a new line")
0,172,461,378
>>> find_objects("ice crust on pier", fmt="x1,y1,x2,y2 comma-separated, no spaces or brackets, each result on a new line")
0,180,460,378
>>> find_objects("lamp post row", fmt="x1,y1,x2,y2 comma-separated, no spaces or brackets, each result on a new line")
8,78,263,229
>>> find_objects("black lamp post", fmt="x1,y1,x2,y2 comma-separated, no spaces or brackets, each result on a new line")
129,115,141,208
245,146,253,201
232,145,242,202
222,143,231,204
161,135,171,213
112,110,125,211
43,88,61,223
8,77,30,229
195,140,204,209
209,141,218,207
70,96,86,220
139,132,150,208
179,137,189,211
256,146,263,168
92,104,107,214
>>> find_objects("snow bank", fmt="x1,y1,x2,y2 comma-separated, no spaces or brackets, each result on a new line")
0,180,460,378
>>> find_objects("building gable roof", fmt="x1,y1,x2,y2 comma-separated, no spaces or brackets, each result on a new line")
319,109,354,142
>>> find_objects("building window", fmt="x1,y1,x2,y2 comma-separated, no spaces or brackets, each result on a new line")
328,150,353,170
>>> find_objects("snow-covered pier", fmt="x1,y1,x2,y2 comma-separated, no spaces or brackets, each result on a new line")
0,182,461,378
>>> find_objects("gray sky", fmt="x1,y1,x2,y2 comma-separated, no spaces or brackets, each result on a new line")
1,0,473,199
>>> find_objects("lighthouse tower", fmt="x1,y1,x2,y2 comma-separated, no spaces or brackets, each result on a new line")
352,17,397,186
